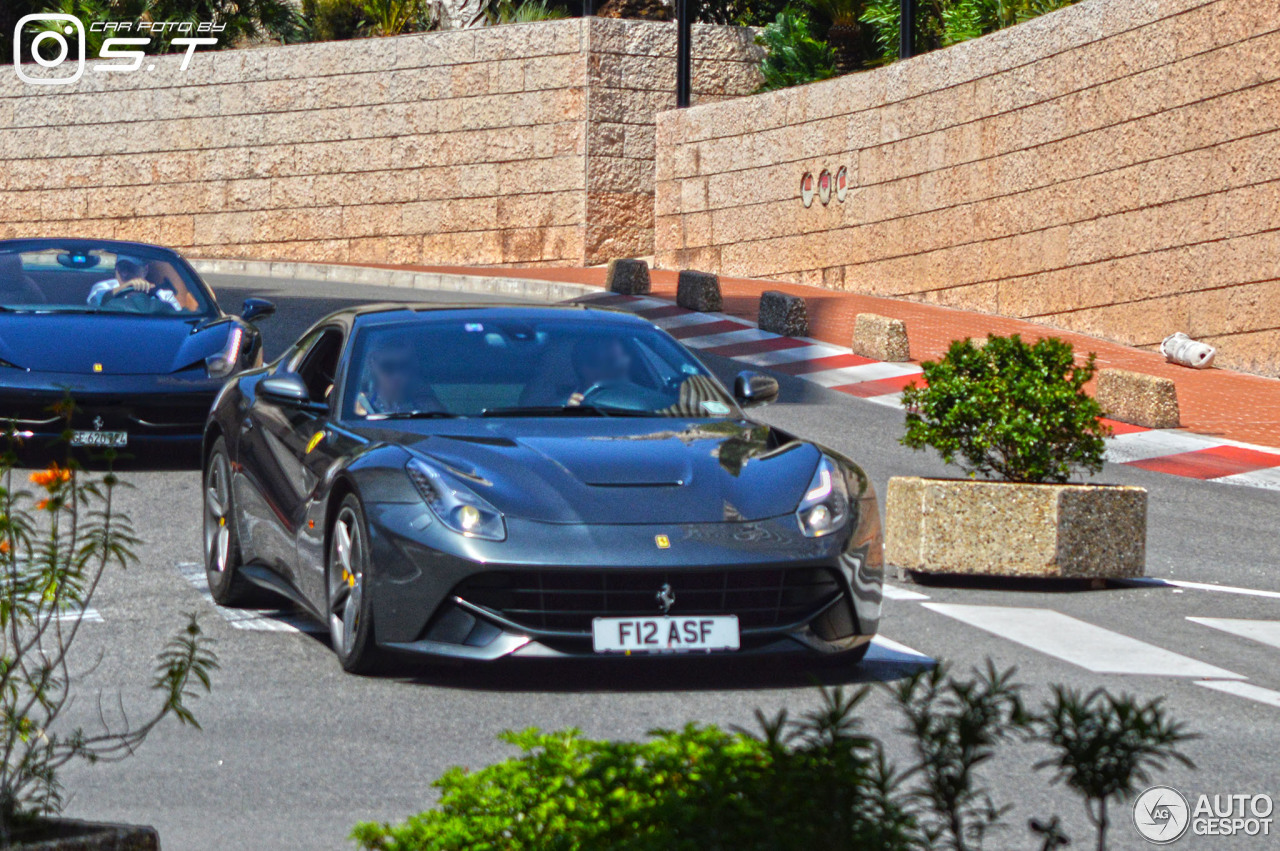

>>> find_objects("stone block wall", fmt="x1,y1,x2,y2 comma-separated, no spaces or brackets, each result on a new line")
654,0,1280,377
0,19,761,268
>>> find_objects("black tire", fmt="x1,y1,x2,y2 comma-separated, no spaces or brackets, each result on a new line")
326,494,383,675
203,436,263,607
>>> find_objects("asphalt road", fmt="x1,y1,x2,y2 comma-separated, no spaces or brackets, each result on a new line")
51,273,1280,850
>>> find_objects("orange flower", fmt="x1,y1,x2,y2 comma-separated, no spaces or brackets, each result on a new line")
0,540,9,556
30,463,71,490
35,499,50,511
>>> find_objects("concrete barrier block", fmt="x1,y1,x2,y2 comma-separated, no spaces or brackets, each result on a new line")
1096,368,1180,429
885,477,1147,580
851,312,911,362
757,290,808,337
676,269,722,312
605,258,651,294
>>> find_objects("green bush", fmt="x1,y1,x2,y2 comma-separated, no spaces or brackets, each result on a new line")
755,10,838,92
354,666,1197,851
900,334,1110,484
694,0,790,27
353,687,918,851
862,0,1079,61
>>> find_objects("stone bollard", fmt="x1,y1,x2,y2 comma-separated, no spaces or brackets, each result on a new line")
676,270,722,312
757,291,809,337
851,313,911,362
604,258,650,295
1096,369,1180,429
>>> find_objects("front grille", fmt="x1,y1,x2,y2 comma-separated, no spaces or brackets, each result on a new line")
453,567,843,635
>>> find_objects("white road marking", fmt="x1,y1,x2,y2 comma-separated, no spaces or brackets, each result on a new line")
803,362,922,388
1121,577,1280,600
733,345,832,366
1196,680,1280,709
882,583,930,601
1188,617,1280,651
864,392,905,408
682,328,771,349
1210,467,1280,491
923,603,1244,679
652,312,729,330
176,562,323,635
1103,430,1217,464
52,608,103,624
868,635,934,665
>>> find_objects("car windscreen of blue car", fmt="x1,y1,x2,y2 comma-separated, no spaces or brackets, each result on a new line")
0,245,215,316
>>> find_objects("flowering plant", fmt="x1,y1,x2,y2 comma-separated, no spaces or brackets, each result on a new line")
0,403,217,840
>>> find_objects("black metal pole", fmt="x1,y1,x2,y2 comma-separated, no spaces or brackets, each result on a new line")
676,0,692,108
899,0,914,58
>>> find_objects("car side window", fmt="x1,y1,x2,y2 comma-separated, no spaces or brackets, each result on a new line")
295,327,345,403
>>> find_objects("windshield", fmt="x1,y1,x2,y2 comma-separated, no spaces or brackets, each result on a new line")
344,316,739,419
0,246,214,316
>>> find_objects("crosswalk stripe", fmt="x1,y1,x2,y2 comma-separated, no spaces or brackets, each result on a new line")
1119,577,1280,600
652,312,728,330
1102,430,1215,464
868,636,934,665
1195,680,1280,709
882,583,930,601
176,562,324,635
682,328,774,349
922,603,1244,679
1187,617,1280,651
1210,467,1280,490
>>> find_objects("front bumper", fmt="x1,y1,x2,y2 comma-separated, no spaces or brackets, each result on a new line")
0,369,221,451
362,506,884,661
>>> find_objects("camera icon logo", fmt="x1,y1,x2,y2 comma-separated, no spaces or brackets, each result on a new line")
14,14,86,85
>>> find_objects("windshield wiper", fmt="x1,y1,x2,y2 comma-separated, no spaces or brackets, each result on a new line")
480,404,653,418
365,410,459,421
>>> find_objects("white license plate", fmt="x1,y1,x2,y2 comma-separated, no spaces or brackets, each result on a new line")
592,615,740,654
70,430,128,448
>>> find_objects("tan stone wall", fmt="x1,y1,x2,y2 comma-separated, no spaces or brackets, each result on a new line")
0,19,759,268
654,0,1280,377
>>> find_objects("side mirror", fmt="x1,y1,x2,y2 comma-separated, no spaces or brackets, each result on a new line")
259,373,323,411
241,298,275,323
734,370,779,406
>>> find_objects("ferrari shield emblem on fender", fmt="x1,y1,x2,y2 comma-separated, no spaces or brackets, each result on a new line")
654,534,670,549
92,363,103,372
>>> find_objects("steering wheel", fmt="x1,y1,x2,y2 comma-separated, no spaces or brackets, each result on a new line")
99,287,175,315
577,379,629,404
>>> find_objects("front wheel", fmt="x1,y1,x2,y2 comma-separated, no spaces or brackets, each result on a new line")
327,495,382,674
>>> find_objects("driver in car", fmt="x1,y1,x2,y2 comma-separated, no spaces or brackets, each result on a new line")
354,336,442,416
87,258,182,311
567,337,636,406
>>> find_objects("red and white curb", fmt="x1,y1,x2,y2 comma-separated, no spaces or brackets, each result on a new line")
582,292,1280,492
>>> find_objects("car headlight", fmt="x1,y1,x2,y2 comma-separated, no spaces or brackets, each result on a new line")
406,458,506,542
205,325,244,379
796,455,851,537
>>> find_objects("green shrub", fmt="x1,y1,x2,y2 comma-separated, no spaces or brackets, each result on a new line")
900,334,1110,484
353,668,1198,851
297,0,369,40
694,0,790,27
755,10,838,92
862,0,1079,61
352,687,918,851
